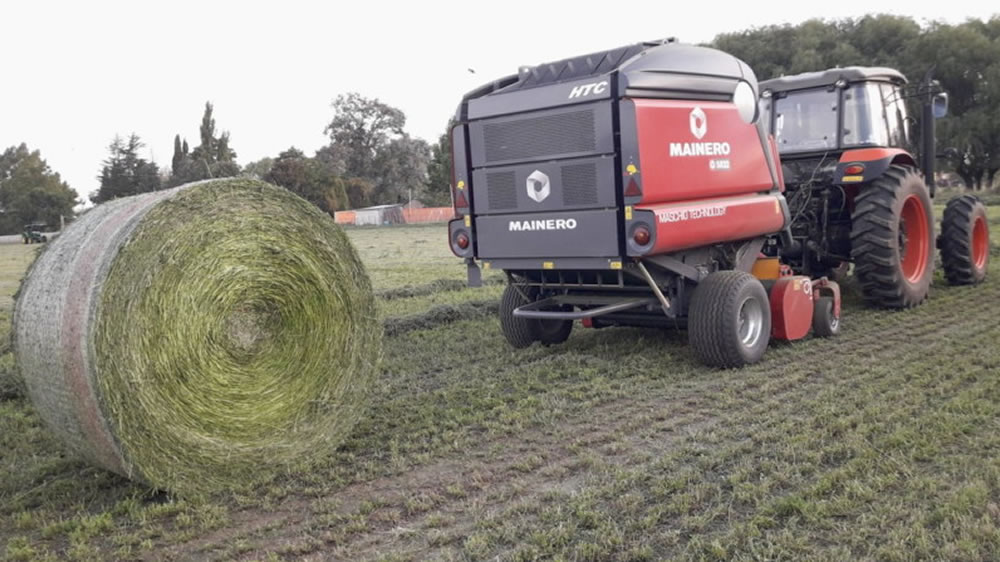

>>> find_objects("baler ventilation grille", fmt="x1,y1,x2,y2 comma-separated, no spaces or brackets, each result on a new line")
482,109,596,164
560,163,598,206
486,171,517,210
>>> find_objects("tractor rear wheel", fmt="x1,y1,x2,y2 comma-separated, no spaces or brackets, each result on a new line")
850,165,934,308
688,271,771,368
938,194,990,285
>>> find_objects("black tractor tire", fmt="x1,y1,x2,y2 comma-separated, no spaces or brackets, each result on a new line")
499,284,538,349
536,307,573,345
850,165,934,308
688,271,771,368
812,296,840,338
938,194,990,286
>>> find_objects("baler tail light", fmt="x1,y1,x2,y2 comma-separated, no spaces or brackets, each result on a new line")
633,225,651,246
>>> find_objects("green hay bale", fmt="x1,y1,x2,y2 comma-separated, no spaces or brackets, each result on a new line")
13,179,380,495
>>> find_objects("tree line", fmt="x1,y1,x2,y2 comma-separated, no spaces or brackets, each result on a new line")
712,14,1000,189
90,95,452,219
2,14,998,234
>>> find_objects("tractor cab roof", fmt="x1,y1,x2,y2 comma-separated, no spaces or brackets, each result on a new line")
761,67,907,94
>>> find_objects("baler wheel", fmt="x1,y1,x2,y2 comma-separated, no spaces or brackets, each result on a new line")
536,309,573,345
812,296,840,337
688,271,771,368
850,165,934,308
938,194,990,285
499,284,539,348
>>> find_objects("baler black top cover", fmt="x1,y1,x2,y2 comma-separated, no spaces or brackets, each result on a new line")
456,40,760,121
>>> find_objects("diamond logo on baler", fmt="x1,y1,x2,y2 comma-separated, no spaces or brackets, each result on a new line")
526,170,550,203
690,106,707,140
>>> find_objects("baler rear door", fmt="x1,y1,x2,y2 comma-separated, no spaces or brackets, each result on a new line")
467,100,620,259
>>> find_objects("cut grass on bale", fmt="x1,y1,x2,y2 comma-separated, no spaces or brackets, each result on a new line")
3,205,1000,561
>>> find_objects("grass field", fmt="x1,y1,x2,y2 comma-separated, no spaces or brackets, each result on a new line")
2,205,1000,561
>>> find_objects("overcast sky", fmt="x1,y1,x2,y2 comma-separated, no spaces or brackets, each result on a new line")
2,1,997,201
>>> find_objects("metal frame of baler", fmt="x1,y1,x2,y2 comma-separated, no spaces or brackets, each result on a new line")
505,236,771,327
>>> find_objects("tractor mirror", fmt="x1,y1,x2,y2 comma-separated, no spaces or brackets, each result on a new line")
932,93,949,119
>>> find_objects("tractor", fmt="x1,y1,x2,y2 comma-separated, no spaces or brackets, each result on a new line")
22,224,48,244
759,67,990,305
446,41,988,368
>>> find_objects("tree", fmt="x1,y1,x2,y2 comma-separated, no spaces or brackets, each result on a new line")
424,126,453,207
242,157,274,180
169,102,240,186
171,134,184,175
342,177,374,209
91,134,162,204
371,134,430,204
264,147,349,215
0,144,78,234
320,93,431,206
324,93,405,180
711,15,1000,190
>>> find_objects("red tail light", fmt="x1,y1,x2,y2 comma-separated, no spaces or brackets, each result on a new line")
844,163,865,175
456,232,470,249
633,226,651,246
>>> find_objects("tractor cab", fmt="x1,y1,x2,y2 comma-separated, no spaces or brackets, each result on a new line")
759,67,926,187
762,68,913,152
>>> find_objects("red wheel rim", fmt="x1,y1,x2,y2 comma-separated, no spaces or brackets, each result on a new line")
972,215,989,270
899,194,930,283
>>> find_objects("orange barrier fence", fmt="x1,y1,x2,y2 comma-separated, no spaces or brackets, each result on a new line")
333,211,356,225
402,207,453,223
335,207,453,226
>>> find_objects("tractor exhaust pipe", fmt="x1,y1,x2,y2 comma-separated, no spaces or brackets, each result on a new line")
919,67,945,199
922,89,936,198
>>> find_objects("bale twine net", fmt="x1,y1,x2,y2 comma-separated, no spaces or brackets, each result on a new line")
14,179,380,495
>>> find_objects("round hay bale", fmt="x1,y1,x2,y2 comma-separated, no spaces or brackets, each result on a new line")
13,179,380,495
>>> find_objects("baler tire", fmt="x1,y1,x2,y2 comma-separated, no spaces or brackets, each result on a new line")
812,296,839,338
850,165,934,308
536,308,573,346
688,271,771,368
499,284,538,349
938,194,989,285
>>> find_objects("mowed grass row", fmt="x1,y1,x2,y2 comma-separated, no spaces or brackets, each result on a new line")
2,205,1000,560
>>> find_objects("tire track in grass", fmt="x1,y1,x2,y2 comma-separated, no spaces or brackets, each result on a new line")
171,277,1000,560
328,279,1000,560
443,282,1000,561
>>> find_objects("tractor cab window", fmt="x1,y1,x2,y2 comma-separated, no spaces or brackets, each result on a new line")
880,83,909,147
842,83,890,148
773,89,838,153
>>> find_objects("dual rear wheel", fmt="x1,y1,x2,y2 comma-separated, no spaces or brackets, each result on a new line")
851,165,990,308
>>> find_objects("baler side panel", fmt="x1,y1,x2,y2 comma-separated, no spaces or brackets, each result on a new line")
638,194,787,254
633,99,775,204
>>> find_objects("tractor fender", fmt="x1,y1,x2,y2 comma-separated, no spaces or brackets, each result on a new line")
834,148,917,186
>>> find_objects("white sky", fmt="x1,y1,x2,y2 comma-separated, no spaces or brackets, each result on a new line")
2,0,996,201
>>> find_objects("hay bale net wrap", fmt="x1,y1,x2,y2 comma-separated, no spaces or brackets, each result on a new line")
14,179,380,495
